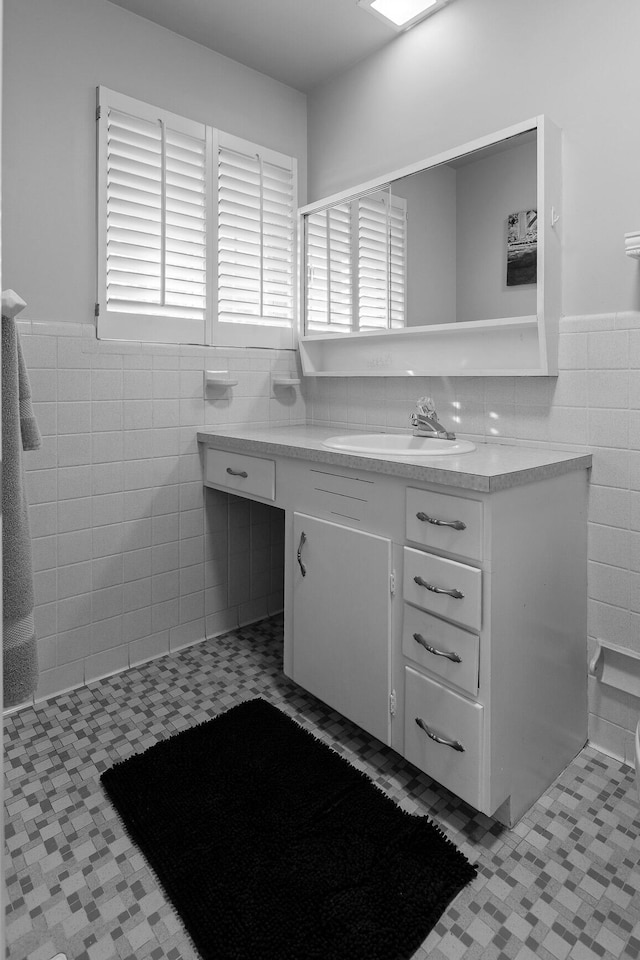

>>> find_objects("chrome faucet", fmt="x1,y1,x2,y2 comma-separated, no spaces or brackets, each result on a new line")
410,397,456,440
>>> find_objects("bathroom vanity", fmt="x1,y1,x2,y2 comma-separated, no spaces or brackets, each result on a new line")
198,425,591,826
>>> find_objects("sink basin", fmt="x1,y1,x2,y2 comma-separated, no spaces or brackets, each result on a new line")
322,434,476,457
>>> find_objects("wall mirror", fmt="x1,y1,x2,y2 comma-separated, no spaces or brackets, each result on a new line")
298,116,561,377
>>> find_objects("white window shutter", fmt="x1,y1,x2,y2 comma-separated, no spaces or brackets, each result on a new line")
357,191,407,332
305,204,353,332
215,132,296,348
97,87,209,344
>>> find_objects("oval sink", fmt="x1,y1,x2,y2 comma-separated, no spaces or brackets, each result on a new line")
322,434,476,457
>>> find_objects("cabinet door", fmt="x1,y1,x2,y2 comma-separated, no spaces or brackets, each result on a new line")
292,512,392,745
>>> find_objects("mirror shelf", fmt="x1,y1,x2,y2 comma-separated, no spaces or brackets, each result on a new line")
298,116,561,378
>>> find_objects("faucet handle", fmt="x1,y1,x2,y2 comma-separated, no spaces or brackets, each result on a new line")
416,396,437,419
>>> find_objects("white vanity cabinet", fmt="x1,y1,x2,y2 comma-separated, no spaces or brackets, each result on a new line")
290,513,392,746
200,427,590,827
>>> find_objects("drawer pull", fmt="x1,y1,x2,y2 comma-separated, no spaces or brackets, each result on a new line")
415,717,464,752
416,511,466,531
226,467,248,478
297,531,307,577
413,632,462,663
413,575,464,600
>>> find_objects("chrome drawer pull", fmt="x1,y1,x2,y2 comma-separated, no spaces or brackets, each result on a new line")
416,511,466,531
226,467,248,478
297,531,307,577
413,632,462,663
415,717,464,752
413,575,464,599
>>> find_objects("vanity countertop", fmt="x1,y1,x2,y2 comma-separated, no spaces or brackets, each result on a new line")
197,424,591,493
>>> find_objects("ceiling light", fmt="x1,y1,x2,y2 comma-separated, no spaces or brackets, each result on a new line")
357,0,452,31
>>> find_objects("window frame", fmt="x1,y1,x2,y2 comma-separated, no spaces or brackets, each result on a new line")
96,87,297,349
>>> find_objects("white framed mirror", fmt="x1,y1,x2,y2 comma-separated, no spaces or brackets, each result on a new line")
298,116,561,377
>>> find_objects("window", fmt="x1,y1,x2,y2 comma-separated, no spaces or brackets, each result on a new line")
96,88,297,348
304,189,407,334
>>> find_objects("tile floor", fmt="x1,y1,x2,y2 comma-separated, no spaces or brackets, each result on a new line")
4,615,640,960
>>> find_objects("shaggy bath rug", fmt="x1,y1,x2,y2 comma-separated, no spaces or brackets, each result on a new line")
101,697,477,960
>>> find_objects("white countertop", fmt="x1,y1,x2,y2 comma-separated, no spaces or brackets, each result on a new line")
197,424,592,493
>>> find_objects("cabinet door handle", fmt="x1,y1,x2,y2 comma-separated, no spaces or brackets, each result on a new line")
413,575,464,599
297,531,307,577
413,632,462,663
416,511,466,531
415,717,464,752
226,467,248,478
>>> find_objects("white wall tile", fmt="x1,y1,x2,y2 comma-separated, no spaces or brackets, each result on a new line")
58,402,91,434
33,536,58,573
123,578,151,613
91,616,123,654
58,369,91,402
123,400,153,429
30,502,58,539
57,466,92,500
92,493,124,528
123,607,152,643
85,646,129,683
123,369,152,400
151,598,180,633
92,369,123,401
30,369,57,402
169,618,206,651
58,434,91,467
57,530,92,566
123,547,152,583
92,556,123,590
129,631,170,666
35,662,84,703
58,563,92,601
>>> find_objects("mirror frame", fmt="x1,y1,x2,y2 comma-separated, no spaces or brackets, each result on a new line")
298,116,561,377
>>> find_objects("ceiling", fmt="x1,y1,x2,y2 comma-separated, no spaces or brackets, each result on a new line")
106,0,398,93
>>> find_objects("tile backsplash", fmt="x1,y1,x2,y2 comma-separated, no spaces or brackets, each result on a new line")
13,313,640,769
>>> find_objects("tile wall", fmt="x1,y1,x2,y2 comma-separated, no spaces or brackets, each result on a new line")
18,319,304,706
13,313,640,771
304,312,640,768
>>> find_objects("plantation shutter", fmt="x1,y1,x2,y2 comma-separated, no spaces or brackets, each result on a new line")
215,132,296,348
305,203,353,332
357,191,407,332
97,87,210,344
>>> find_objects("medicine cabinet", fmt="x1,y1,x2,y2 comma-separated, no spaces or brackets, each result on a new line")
298,116,561,377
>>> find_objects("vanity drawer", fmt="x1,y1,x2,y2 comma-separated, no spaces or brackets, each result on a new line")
404,666,483,810
402,605,479,697
205,449,275,501
403,546,481,631
406,488,483,560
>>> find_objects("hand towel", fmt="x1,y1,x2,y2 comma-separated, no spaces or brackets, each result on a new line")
2,294,42,708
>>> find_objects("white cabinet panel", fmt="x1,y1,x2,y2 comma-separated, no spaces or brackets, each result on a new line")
403,547,481,631
406,487,483,560
402,605,479,697
291,512,392,746
404,666,484,810
205,449,275,500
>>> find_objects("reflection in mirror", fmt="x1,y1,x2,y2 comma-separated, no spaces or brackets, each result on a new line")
305,187,407,333
303,129,537,336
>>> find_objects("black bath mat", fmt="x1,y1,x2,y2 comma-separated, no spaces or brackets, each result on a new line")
101,698,476,960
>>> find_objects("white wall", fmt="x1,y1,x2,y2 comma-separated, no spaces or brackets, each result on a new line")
2,0,307,325
307,0,640,318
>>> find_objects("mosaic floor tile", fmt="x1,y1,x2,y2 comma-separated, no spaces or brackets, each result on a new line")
5,616,640,960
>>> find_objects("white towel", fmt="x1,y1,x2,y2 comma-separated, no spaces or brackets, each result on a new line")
2,291,42,707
